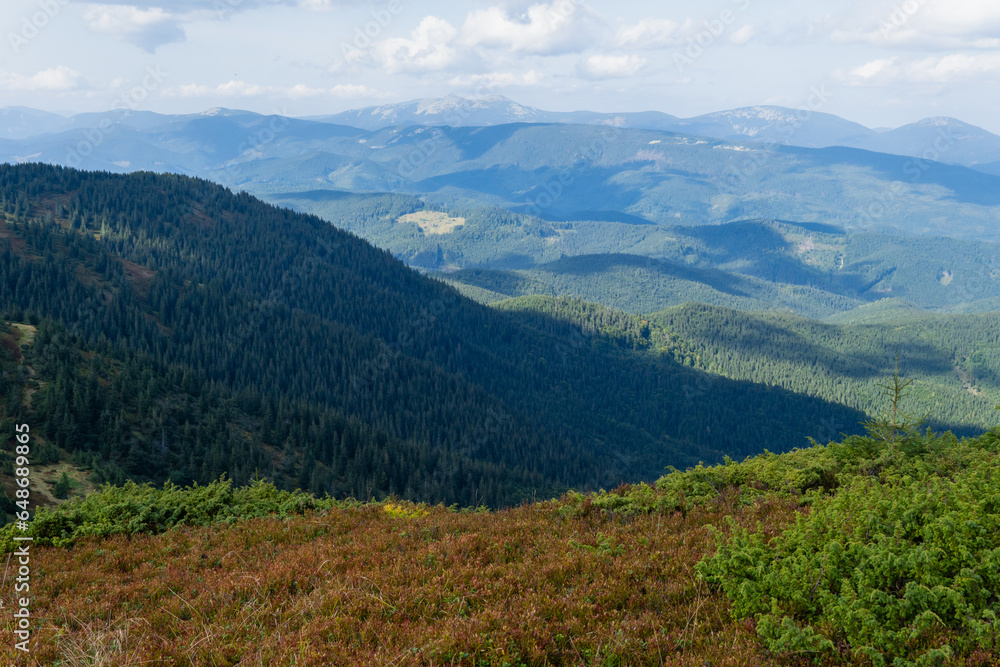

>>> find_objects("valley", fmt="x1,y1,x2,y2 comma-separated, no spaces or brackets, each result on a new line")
2,93,1000,665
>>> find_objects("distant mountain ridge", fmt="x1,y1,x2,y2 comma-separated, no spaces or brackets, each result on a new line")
6,97,1000,169
310,95,1000,168
309,94,554,130
669,106,875,149
0,106,74,139
5,111,1000,245
840,116,1000,168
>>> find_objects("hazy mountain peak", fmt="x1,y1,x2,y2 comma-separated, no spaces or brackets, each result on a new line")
197,107,251,118
408,93,542,118
299,97,1000,166
917,116,967,126
841,115,1000,166
368,103,403,122
675,105,875,147
705,105,795,120
413,94,519,114
414,94,468,115
909,116,982,132
693,105,804,137
0,106,73,139
316,94,549,129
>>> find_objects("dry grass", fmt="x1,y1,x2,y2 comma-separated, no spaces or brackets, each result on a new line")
53,615,156,666
397,211,466,236
0,496,805,666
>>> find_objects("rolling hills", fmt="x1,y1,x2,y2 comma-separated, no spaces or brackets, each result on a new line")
5,107,1000,244
0,163,874,508
648,302,1000,437
424,218,1000,318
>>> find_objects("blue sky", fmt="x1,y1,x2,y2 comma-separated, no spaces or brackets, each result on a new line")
2,0,1000,131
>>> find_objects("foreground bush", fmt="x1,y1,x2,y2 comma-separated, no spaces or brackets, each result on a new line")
0,476,344,551
697,413,1000,665
699,456,1000,664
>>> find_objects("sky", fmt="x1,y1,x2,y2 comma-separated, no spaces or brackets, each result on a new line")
2,0,1000,132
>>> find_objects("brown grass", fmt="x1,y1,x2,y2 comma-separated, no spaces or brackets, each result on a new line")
397,211,466,236
0,497,810,666
118,258,156,298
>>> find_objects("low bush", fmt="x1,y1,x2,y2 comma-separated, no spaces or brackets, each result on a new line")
0,476,345,551
696,373,1000,666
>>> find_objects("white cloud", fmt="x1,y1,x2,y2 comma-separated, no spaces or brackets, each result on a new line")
329,83,382,98
79,0,352,12
83,4,185,52
612,18,684,49
613,15,755,49
461,2,598,55
577,54,646,80
161,80,381,98
79,0,352,51
0,66,86,92
835,58,899,85
298,0,338,9
728,24,756,46
831,0,1000,49
907,53,1000,82
837,53,1000,85
373,16,458,74
446,71,544,87
295,0,372,8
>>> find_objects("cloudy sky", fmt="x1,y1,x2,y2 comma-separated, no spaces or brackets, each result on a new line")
2,0,999,131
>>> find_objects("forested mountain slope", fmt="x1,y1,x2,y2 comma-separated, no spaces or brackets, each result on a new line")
0,164,867,506
6,115,1000,242
431,218,1000,318
649,302,1000,435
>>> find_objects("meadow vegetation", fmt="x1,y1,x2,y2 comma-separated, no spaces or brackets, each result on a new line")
2,376,997,665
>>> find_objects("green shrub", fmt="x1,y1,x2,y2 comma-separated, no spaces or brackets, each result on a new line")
0,476,343,552
698,438,1000,665
52,471,71,499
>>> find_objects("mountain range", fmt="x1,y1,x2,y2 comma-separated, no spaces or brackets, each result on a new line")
4,105,1000,247
4,77,1000,667
307,94,1000,169
5,95,1000,170
2,136,1000,666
